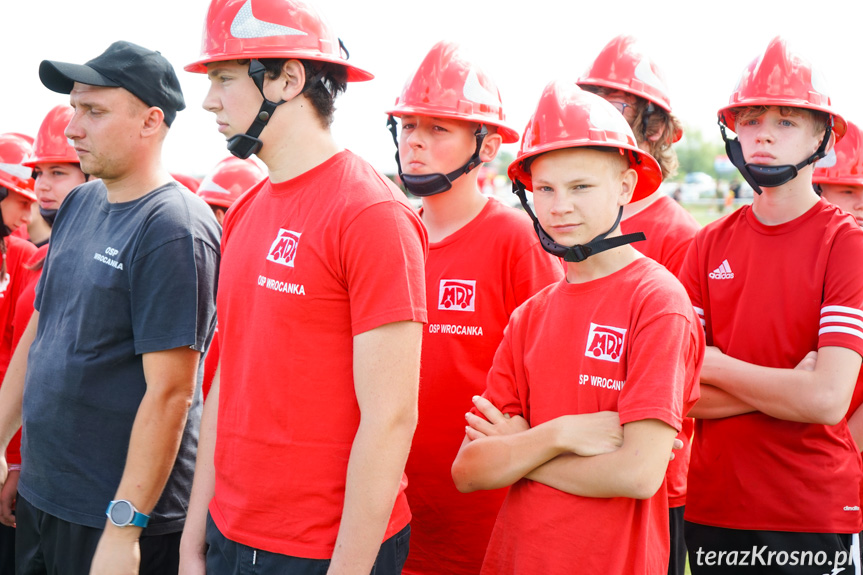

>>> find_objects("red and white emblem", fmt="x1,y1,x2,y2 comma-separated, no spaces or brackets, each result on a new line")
266,229,301,267
585,323,627,362
438,279,476,311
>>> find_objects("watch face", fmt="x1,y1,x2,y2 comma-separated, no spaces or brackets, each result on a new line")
109,500,134,526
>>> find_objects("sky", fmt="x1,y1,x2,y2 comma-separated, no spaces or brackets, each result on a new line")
3,0,862,178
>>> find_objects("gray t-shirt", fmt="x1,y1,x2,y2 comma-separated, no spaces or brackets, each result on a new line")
19,180,220,534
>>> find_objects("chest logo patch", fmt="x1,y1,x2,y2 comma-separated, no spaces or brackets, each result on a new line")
585,323,626,362
438,279,476,312
266,229,301,267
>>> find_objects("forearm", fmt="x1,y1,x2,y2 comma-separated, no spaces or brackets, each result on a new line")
180,371,220,559
112,383,192,514
451,423,562,492
704,347,857,424
327,414,415,575
0,312,38,451
688,384,756,419
526,420,677,500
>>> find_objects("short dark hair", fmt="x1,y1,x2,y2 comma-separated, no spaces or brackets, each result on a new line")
258,58,347,128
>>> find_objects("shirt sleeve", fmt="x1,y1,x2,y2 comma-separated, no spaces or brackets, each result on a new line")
477,311,530,420
129,235,220,354
341,200,428,336
818,226,863,356
619,310,703,431
677,233,707,341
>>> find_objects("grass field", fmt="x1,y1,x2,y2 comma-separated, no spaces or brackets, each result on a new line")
681,198,752,228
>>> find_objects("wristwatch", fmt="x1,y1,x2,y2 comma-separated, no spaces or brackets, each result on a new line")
106,500,150,528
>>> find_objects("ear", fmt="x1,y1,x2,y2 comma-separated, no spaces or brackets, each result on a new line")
646,124,666,143
267,59,306,103
140,107,166,137
479,132,503,163
618,168,638,206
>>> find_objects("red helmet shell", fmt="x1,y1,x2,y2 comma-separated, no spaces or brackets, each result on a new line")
23,105,78,168
197,157,265,209
0,133,37,202
185,0,372,82
508,82,661,204
386,41,519,144
172,173,201,193
578,35,674,114
814,121,863,187
718,36,846,140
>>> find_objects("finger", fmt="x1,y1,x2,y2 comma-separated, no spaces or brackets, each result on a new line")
673,438,684,451
471,396,507,424
465,411,494,435
464,426,486,442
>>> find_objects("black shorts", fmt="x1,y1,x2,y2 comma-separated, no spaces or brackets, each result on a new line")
668,506,686,575
205,513,410,575
15,494,180,575
685,520,860,575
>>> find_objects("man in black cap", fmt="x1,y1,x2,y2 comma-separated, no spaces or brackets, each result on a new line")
0,41,220,574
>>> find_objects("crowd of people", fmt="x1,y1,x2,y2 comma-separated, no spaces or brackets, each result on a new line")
0,0,861,574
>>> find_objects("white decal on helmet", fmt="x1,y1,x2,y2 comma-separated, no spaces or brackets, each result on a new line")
231,0,308,39
633,58,667,94
0,163,31,181
199,179,231,195
463,69,499,109
589,101,633,143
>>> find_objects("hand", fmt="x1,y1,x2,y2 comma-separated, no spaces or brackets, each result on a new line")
553,411,623,457
89,526,141,575
795,351,817,372
178,529,208,575
0,469,18,527
464,395,530,441
178,547,207,575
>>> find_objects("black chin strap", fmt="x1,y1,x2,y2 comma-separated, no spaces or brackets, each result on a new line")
40,206,58,227
719,118,833,194
227,59,326,160
512,181,645,262
387,115,487,197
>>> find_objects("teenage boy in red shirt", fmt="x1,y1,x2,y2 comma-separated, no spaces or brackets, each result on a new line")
578,36,700,575
180,1,427,573
451,82,703,575
386,41,562,575
682,37,863,573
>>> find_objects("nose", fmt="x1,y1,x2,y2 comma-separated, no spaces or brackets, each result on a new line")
549,190,571,215
35,174,50,195
203,83,221,113
65,110,83,141
754,123,774,144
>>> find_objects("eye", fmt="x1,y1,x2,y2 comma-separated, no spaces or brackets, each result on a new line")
432,125,448,133
33,170,43,179
779,119,794,127
401,122,415,131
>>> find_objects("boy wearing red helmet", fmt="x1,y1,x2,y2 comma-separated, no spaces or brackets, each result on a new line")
385,41,562,575
681,37,863,573
180,1,427,573
578,34,700,575
451,82,703,575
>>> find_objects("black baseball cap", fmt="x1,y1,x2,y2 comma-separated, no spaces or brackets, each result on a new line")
39,41,186,127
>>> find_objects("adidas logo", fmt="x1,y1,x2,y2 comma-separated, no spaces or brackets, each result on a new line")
708,259,734,280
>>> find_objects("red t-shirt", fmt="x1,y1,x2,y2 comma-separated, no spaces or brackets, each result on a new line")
622,194,701,507
404,199,562,575
622,195,700,277
680,199,863,533
0,236,38,465
478,258,703,575
210,151,428,558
